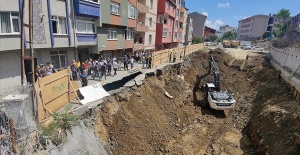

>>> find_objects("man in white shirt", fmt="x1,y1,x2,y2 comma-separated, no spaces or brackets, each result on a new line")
113,60,118,76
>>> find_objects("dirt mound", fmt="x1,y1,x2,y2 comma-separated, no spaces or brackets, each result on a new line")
93,49,300,155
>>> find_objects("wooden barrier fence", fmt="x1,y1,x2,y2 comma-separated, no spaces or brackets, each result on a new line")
151,43,204,68
36,69,79,122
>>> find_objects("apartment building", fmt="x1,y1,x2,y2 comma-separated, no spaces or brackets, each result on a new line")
73,0,100,61
175,0,188,47
204,26,216,38
155,0,176,50
189,12,206,38
184,15,193,45
290,13,300,27
219,25,234,36
97,0,137,59
237,14,284,41
134,0,157,54
0,0,77,88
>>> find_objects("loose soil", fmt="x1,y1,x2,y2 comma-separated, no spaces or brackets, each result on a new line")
93,49,300,155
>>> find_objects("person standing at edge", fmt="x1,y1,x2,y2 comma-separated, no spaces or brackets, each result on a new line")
173,52,177,63
79,70,88,87
113,60,118,76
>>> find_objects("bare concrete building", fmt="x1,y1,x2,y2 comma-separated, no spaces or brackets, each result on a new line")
219,25,234,36
237,14,284,41
189,12,206,38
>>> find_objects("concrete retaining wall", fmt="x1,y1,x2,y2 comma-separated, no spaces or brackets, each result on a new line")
270,47,300,100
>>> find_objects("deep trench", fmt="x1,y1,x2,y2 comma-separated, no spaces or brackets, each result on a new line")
102,71,142,92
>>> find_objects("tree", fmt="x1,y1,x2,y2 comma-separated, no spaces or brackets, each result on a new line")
208,35,218,42
192,36,204,44
222,31,236,41
276,9,290,22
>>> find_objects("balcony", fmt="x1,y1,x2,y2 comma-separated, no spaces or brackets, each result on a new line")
136,23,149,32
137,2,149,13
74,0,100,18
76,33,97,46
134,38,145,50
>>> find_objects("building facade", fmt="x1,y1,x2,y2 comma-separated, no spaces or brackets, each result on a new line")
237,14,284,41
290,13,300,27
204,26,216,38
134,0,157,55
155,0,176,50
189,12,206,38
184,15,193,45
219,25,234,36
97,0,137,59
0,0,77,88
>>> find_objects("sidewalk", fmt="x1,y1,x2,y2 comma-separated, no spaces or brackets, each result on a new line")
66,60,185,114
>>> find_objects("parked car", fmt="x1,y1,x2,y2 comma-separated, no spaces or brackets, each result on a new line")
252,46,264,51
243,44,252,50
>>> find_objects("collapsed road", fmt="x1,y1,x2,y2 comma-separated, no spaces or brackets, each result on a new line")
83,49,299,155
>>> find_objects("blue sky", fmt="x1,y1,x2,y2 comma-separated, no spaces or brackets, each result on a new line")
186,0,300,30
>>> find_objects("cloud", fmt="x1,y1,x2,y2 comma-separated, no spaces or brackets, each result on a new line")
202,12,208,17
217,3,230,8
205,19,224,29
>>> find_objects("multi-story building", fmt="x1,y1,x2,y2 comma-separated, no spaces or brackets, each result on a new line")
0,0,77,87
134,0,157,55
219,25,234,36
189,12,206,38
177,0,188,47
204,26,216,38
184,15,193,45
73,0,101,61
97,0,137,59
290,13,300,27
237,14,284,41
155,0,176,50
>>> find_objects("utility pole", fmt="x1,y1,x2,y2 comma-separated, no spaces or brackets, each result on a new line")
29,0,35,85
20,0,26,85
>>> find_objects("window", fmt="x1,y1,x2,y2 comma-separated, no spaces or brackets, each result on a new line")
150,0,153,9
84,0,99,3
128,4,136,19
76,20,95,33
163,18,168,24
149,17,152,27
167,1,170,9
175,32,177,39
169,32,171,38
175,21,178,29
52,16,67,34
103,52,112,59
179,33,182,39
148,34,152,44
170,19,172,26
107,28,117,40
163,28,168,37
125,28,134,40
50,50,67,69
111,2,120,15
0,12,20,34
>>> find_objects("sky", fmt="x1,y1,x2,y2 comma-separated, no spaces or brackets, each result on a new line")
185,0,300,30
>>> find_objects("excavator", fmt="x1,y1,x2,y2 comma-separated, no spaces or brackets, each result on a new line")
203,54,236,110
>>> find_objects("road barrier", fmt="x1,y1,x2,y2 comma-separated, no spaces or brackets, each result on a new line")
35,69,78,122
151,43,204,68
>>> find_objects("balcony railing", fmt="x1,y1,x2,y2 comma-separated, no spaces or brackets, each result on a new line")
74,0,100,18
134,38,145,50
137,2,149,13
136,23,148,32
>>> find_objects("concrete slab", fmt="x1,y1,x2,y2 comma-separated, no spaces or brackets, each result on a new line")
124,80,136,87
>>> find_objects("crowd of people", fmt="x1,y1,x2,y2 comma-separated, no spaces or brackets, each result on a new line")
34,62,57,81
70,54,153,87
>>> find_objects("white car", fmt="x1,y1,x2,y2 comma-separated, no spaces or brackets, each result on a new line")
253,46,264,51
243,44,252,50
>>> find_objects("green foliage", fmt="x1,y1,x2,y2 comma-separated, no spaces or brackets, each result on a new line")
208,35,218,42
192,36,204,44
276,9,291,21
221,31,236,41
40,112,79,146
